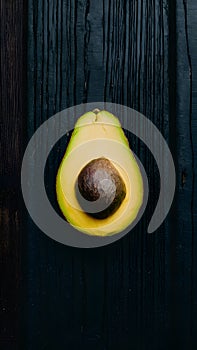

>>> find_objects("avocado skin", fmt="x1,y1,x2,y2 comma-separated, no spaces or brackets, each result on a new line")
56,109,144,236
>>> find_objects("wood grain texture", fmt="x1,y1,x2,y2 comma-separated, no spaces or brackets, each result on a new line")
169,0,197,348
0,0,195,349
25,1,170,349
0,1,26,349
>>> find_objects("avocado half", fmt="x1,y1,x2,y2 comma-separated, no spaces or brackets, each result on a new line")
56,109,144,236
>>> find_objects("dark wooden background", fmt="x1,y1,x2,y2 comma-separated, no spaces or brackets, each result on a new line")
1,0,196,349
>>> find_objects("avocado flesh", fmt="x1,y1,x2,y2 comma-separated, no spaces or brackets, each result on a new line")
56,110,144,236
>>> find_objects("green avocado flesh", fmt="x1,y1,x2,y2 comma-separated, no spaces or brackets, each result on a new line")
56,109,144,237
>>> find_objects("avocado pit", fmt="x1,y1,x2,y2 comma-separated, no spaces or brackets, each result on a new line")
76,157,126,219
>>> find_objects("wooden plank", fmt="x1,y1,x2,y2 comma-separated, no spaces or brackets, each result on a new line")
169,0,197,348
25,0,171,349
0,1,26,349
187,0,197,344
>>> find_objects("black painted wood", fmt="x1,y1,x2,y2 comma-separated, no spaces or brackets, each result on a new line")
0,1,26,349
25,1,170,349
169,1,197,348
1,0,196,349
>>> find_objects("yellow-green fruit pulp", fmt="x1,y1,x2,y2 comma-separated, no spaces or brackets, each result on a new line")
56,110,143,236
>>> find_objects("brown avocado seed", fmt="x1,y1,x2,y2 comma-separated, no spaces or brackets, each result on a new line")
76,157,126,219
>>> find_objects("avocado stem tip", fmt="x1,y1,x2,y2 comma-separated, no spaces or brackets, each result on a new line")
92,108,100,115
